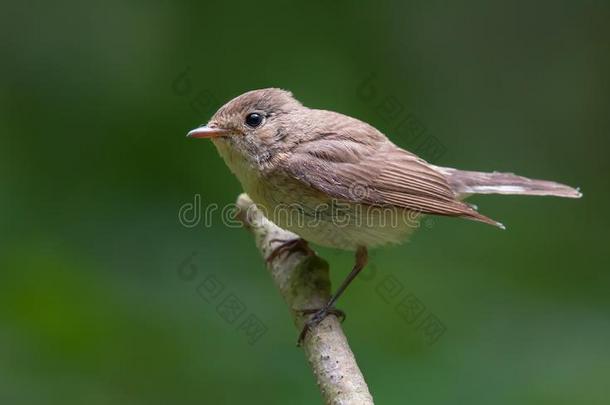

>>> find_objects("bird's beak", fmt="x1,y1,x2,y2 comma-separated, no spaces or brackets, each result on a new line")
186,126,230,139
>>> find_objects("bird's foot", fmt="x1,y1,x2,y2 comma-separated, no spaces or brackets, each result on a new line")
296,306,346,346
266,238,314,264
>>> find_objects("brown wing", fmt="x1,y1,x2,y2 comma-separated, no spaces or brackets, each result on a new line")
279,110,502,227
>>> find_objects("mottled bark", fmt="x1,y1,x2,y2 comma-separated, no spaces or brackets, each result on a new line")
236,193,374,405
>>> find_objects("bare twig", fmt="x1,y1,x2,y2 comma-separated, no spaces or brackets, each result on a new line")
236,193,374,405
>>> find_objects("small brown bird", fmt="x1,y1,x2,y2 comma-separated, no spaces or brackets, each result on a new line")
187,88,581,343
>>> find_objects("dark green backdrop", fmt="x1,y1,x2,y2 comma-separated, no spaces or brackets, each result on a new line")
2,1,609,404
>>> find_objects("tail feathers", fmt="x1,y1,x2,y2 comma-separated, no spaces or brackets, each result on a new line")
433,166,583,199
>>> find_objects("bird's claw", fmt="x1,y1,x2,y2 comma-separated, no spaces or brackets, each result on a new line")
296,306,346,346
266,238,313,264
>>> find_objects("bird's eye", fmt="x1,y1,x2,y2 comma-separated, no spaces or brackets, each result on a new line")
245,112,264,128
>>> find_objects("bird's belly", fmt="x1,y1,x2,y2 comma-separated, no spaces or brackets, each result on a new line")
286,213,420,251
248,176,421,250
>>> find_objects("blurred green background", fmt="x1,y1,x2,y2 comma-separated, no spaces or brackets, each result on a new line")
2,0,609,404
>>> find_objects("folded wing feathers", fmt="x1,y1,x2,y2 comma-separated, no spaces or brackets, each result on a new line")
284,140,504,228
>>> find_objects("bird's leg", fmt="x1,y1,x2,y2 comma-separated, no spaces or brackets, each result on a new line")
297,246,368,345
266,237,314,264
300,307,347,322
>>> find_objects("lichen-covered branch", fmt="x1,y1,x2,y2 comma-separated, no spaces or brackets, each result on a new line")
236,193,374,405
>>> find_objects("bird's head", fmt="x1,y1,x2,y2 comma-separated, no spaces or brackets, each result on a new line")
187,88,303,168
